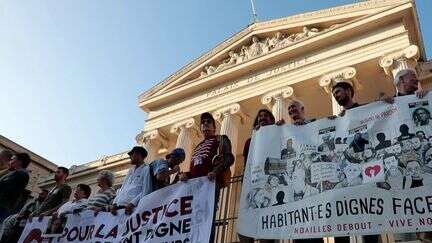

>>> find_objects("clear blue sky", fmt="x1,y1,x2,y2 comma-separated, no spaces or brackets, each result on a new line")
0,0,431,167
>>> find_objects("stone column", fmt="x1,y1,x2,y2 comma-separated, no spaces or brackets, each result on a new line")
135,130,168,162
261,86,295,122
213,103,248,174
320,67,361,243
379,45,420,80
170,118,200,172
319,66,358,115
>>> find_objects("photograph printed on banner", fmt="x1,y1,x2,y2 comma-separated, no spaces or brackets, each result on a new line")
317,126,336,163
43,216,67,238
410,100,432,127
344,125,370,163
409,100,432,139
280,138,297,160
372,129,393,159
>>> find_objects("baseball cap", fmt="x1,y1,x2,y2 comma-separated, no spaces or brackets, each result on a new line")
127,146,148,157
166,148,185,159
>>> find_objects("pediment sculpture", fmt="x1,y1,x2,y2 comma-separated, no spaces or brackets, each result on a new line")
198,25,340,79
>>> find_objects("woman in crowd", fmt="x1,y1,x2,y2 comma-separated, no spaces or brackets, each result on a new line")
240,109,276,243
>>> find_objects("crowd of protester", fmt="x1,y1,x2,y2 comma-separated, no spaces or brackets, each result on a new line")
0,67,429,243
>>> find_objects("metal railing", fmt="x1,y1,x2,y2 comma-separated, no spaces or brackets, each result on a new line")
214,175,244,243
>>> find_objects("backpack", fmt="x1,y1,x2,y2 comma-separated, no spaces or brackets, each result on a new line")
212,135,234,188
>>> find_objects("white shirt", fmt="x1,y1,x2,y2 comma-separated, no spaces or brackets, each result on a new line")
57,198,88,215
112,163,152,206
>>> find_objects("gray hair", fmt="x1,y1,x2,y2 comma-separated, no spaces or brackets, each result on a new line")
97,170,115,187
394,69,417,86
288,99,305,109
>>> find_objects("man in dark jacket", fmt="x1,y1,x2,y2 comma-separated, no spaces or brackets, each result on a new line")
0,153,30,223
31,167,71,217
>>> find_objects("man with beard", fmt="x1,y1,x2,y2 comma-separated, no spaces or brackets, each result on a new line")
331,80,381,243
31,167,71,217
179,112,234,243
331,81,361,116
381,69,428,103
0,153,31,223
109,146,152,215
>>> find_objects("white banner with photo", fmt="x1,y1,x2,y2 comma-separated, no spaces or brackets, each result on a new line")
238,94,432,239
18,177,215,243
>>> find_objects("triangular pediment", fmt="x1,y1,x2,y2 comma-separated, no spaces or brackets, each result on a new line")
139,0,418,109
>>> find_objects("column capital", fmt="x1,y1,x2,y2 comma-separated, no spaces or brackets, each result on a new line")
170,118,198,134
261,86,294,106
319,66,359,94
213,103,249,124
379,45,420,78
135,129,168,148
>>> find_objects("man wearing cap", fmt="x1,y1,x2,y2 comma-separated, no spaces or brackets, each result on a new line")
381,69,428,103
384,68,431,243
109,146,152,215
150,148,185,190
179,112,234,243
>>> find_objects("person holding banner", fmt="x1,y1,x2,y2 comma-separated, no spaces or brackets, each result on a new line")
380,68,428,103
54,184,91,216
330,77,387,243
240,109,277,243
150,148,185,190
0,189,48,243
179,112,234,243
278,102,324,243
31,167,71,217
109,146,152,216
277,99,316,125
379,67,432,242
84,170,116,214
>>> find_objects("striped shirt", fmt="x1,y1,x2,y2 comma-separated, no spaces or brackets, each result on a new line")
190,136,219,178
86,188,116,209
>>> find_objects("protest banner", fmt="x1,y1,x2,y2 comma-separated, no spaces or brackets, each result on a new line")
238,94,432,239
18,177,215,243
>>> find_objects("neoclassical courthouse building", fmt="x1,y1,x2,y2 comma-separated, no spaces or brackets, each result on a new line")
38,0,432,242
